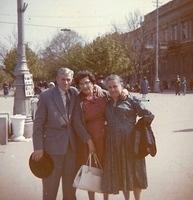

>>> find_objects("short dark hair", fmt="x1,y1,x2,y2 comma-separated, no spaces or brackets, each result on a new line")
74,70,96,86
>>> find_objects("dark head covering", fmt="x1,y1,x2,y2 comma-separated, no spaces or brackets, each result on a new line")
29,152,54,178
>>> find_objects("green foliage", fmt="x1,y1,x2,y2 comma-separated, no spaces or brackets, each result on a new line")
0,69,13,86
3,46,45,81
1,29,138,82
41,31,84,79
3,48,17,78
40,31,134,79
65,44,85,72
64,34,133,76
96,35,131,75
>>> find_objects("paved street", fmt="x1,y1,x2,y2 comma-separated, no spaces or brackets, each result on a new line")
0,93,193,200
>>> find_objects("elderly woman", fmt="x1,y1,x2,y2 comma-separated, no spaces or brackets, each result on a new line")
73,70,108,200
103,75,154,200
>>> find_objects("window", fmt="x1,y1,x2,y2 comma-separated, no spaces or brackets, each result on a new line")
147,33,155,47
191,19,193,39
171,24,178,40
181,21,189,40
163,28,169,41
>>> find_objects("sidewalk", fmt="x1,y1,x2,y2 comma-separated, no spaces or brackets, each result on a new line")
0,93,193,200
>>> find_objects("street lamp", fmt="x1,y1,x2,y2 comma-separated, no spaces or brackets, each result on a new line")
13,0,34,139
154,0,160,92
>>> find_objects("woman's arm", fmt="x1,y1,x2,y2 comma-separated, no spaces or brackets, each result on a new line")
72,99,96,153
72,99,91,143
132,96,154,124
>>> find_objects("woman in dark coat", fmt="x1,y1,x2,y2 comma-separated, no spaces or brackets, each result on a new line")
103,75,154,200
140,76,149,99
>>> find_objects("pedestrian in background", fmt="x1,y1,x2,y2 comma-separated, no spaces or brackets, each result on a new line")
140,76,149,99
181,76,187,95
190,78,193,91
3,82,9,96
48,81,55,89
175,75,181,95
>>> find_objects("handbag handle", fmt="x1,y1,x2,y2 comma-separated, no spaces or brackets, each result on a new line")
93,153,103,169
86,153,103,169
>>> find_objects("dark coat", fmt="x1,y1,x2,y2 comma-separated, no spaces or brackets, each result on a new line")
140,79,149,94
133,118,157,159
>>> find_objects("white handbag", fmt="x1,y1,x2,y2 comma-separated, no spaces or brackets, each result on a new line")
73,153,103,193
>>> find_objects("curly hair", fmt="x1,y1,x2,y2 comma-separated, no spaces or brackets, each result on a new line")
74,70,96,86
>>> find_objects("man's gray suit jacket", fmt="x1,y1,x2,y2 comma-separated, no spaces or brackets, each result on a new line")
33,86,78,155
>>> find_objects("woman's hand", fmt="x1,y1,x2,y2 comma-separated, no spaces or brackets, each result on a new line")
87,139,96,154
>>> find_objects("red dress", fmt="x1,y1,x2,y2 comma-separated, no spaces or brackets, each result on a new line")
77,95,107,166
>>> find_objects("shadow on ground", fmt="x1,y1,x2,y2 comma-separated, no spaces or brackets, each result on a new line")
173,129,193,133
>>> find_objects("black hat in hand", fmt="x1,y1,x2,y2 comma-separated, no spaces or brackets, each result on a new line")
29,152,54,178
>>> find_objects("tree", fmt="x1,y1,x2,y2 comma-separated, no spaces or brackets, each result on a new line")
3,45,45,81
114,11,152,84
57,34,132,76
0,34,18,85
125,10,143,31
41,30,84,79
0,68,13,87
64,44,85,72
81,34,132,76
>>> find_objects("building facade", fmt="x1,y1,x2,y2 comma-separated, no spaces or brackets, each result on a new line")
143,0,193,89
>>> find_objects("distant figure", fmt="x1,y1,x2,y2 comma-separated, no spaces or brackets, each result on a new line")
181,76,187,95
34,84,42,95
140,77,149,99
134,83,140,93
189,78,193,91
43,81,48,90
97,78,106,89
48,81,55,89
3,82,9,96
175,75,181,95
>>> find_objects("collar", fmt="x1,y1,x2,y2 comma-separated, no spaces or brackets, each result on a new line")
58,87,67,96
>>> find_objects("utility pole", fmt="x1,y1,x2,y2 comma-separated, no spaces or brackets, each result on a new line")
13,0,34,138
154,0,160,92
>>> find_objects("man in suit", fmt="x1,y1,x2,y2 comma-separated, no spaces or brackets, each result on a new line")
32,67,78,200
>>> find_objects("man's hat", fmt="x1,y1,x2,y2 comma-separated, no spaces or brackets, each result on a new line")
29,152,54,178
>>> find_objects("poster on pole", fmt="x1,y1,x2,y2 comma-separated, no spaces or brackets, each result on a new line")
23,74,34,97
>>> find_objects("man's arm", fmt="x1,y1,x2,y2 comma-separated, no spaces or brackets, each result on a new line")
32,93,48,161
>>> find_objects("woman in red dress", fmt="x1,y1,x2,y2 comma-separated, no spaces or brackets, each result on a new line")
73,71,108,200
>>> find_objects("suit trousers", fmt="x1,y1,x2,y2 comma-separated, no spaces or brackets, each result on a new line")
42,146,76,200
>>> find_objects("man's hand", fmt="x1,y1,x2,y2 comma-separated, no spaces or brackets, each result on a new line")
87,139,96,154
31,150,44,161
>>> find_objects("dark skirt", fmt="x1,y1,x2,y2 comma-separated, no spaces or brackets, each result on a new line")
76,134,106,168
102,133,148,194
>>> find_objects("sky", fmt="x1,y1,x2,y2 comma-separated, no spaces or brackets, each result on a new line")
0,0,171,50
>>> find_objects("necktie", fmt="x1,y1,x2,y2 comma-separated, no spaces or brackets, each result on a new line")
60,91,68,119
66,92,70,118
